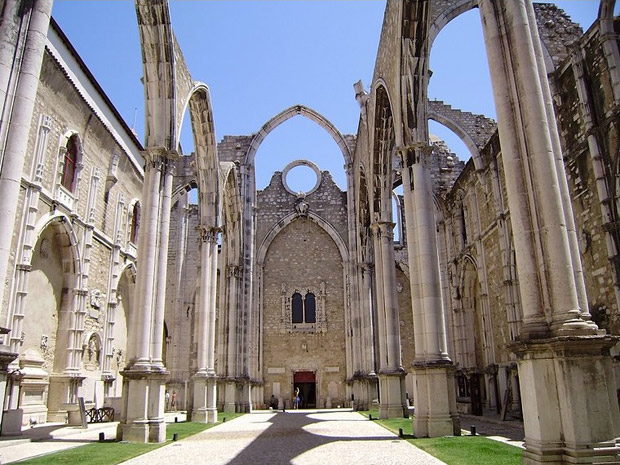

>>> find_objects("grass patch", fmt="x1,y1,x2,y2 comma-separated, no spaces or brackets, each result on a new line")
17,412,244,465
410,436,522,465
356,410,522,465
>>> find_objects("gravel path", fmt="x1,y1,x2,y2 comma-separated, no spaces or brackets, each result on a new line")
120,410,446,465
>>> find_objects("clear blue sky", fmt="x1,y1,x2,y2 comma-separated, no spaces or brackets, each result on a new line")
52,1,602,193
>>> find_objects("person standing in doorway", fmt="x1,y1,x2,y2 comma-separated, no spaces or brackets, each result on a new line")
294,387,300,409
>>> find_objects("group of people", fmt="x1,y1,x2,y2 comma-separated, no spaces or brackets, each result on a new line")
164,390,177,411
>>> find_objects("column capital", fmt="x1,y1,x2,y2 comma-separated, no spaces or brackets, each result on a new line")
227,264,242,278
141,147,179,171
396,143,434,168
197,225,221,243
370,221,395,240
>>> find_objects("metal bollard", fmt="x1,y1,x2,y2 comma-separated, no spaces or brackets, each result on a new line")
471,425,476,436
98,432,105,442
173,432,178,441
399,428,403,438
175,416,178,423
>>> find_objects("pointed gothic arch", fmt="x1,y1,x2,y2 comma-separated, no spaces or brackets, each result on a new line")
244,105,352,168
257,211,348,266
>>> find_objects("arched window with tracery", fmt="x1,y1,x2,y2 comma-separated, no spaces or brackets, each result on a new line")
130,202,141,244
62,134,79,192
292,292,303,323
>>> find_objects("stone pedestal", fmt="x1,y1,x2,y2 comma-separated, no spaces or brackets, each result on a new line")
223,380,236,413
237,379,251,413
117,369,167,443
192,374,217,423
44,372,82,424
378,369,408,419
412,361,460,437
512,336,620,465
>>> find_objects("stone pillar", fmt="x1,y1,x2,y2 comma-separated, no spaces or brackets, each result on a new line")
371,221,407,419
399,145,459,438
151,155,176,370
192,226,219,423
0,0,53,318
127,148,163,369
480,1,620,463
223,265,239,412
118,147,173,443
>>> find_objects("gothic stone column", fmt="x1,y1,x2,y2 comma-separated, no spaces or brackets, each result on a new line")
399,144,459,438
118,147,174,443
371,221,407,419
192,226,219,423
480,1,620,462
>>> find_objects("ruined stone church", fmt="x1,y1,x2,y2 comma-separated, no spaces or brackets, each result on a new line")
0,0,619,463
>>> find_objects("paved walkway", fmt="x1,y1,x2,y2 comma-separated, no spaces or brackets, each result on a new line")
121,410,445,465
0,409,525,464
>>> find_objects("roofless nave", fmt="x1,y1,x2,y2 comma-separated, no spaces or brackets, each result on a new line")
0,1,618,464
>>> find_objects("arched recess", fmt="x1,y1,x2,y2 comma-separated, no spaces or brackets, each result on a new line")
215,162,243,378
428,0,478,48
104,262,136,397
459,256,484,368
429,0,582,81
392,191,404,245
56,131,84,196
244,105,352,168
371,84,396,222
358,169,372,264
135,0,176,149
428,111,482,171
257,211,348,266
171,180,198,207
182,83,220,227
11,212,83,424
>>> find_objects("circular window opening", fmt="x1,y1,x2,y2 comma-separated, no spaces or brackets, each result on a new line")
282,160,322,196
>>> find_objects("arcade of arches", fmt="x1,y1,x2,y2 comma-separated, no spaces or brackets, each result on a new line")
0,0,619,464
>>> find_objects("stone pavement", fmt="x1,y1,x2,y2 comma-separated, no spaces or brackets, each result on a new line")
120,410,445,465
0,409,525,464
0,412,187,464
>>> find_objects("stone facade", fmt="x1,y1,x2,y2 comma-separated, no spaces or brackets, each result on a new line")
0,16,143,428
1,2,620,463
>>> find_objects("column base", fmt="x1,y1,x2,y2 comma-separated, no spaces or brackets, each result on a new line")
511,335,620,465
117,368,168,443
378,369,407,419
411,360,460,438
223,380,236,412
192,373,218,423
237,379,251,413
349,374,376,411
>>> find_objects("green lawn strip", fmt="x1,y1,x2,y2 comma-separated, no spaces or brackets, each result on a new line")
16,412,244,465
356,410,522,465
410,436,522,465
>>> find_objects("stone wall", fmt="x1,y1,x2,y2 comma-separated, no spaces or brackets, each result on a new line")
257,166,349,408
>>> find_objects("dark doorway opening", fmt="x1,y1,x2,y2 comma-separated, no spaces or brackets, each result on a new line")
294,371,316,409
